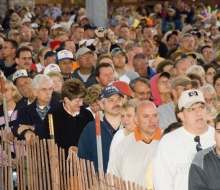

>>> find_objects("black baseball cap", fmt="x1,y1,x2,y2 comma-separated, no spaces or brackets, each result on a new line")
83,24,97,31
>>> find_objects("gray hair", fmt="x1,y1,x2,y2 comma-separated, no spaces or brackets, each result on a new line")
173,58,190,69
32,74,53,90
186,65,205,75
129,77,150,92
206,104,217,116
200,84,218,105
179,33,194,42
133,53,148,64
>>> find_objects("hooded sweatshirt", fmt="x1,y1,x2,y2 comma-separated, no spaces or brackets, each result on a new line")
150,73,163,106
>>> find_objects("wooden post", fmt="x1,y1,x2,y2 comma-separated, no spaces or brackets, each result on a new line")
48,114,55,140
0,77,13,190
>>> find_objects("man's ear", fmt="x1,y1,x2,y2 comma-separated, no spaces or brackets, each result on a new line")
177,112,184,122
131,91,135,98
171,89,177,99
173,68,177,76
134,115,138,126
99,99,104,110
63,97,69,103
96,76,100,84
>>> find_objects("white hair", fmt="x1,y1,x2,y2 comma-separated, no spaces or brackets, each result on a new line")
200,84,218,105
32,74,53,90
185,65,205,75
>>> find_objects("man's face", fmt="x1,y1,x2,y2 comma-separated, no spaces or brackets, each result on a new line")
8,34,19,42
38,28,48,38
179,36,194,53
100,94,122,116
127,46,142,60
73,28,84,41
71,23,79,34
120,27,130,40
9,21,17,29
44,55,56,67
96,66,115,87
65,41,76,55
172,83,193,100
202,48,213,63
85,29,95,39
211,26,219,36
112,53,126,69
133,58,148,77
167,34,178,46
31,39,42,53
15,51,32,71
15,77,33,98
215,122,220,155
51,28,61,37
58,58,73,75
78,52,93,69
214,78,220,99
178,103,207,134
19,27,31,42
134,102,159,136
141,42,153,57
167,10,175,17
132,81,151,101
33,81,53,105
1,42,16,58
142,28,154,40
174,60,191,77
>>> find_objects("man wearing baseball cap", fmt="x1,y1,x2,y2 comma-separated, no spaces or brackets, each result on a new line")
158,75,196,129
72,47,97,88
8,30,19,43
83,24,97,39
154,89,215,190
111,47,139,84
78,85,124,173
38,22,53,47
56,49,74,80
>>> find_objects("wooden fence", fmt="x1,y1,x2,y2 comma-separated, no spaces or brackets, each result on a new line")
0,130,146,190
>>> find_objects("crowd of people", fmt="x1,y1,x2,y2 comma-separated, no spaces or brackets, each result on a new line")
0,0,220,189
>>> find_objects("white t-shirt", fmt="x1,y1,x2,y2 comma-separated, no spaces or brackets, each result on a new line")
153,126,215,190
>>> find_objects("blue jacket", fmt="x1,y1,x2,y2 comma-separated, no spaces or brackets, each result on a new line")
148,66,156,79
78,117,117,173
12,98,61,140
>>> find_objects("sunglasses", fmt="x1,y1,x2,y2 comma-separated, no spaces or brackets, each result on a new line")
194,136,202,152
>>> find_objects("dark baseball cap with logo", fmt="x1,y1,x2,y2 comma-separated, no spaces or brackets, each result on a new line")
84,24,97,31
101,85,124,99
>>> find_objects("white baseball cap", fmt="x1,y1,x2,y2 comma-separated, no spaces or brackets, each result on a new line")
51,24,62,30
178,90,205,110
56,50,74,62
21,17,31,24
12,69,28,82
44,64,61,75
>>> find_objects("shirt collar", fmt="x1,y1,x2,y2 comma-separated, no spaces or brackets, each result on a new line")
63,103,79,117
134,126,162,143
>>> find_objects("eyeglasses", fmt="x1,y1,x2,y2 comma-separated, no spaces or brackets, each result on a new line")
157,79,171,85
38,87,53,93
72,98,83,104
134,91,151,96
20,31,30,35
19,57,32,61
194,136,202,152
79,55,93,60
204,97,214,102
59,61,72,65
204,51,213,55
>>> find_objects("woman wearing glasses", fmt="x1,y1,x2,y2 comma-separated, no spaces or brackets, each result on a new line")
150,72,172,107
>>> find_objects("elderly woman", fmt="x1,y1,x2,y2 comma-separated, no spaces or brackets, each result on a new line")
203,64,217,86
200,84,218,107
186,65,206,86
150,72,172,107
84,85,102,118
206,104,217,127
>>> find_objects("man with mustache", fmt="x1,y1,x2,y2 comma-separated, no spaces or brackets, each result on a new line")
7,47,38,81
78,85,124,172
12,74,60,142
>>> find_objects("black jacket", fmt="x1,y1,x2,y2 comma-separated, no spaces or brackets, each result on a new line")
52,105,94,157
0,59,17,78
72,66,97,88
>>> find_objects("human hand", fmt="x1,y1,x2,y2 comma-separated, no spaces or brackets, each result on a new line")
18,124,34,135
25,131,35,143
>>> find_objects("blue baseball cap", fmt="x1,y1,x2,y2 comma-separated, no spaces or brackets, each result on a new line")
167,5,176,11
108,19,117,26
101,85,124,99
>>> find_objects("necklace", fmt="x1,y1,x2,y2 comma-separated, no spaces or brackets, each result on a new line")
102,120,115,137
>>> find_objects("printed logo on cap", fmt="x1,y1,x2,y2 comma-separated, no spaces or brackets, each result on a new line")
188,91,198,97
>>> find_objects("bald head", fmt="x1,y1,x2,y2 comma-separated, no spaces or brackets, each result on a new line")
134,101,159,138
135,101,157,115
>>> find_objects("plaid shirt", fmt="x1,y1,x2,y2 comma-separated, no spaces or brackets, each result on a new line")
36,101,50,120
